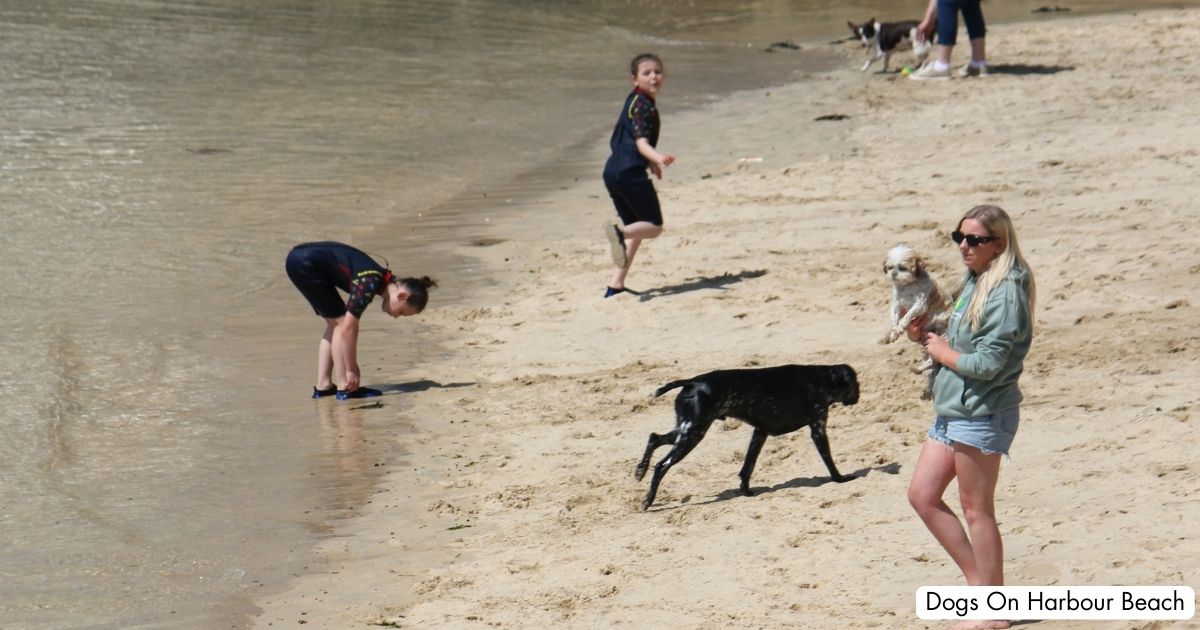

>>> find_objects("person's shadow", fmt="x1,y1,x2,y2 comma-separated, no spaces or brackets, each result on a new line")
633,269,768,302
373,379,475,395
986,64,1073,76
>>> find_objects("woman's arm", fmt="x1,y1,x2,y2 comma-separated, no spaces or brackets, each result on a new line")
917,0,938,41
928,283,1027,379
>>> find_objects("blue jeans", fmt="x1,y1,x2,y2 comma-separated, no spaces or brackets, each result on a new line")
937,0,986,47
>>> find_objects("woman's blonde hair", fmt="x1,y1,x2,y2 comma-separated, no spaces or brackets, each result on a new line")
952,205,1037,330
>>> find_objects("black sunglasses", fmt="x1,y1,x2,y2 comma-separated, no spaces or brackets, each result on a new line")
951,230,999,247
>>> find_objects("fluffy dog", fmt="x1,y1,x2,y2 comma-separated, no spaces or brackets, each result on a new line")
880,244,950,399
634,364,858,511
848,18,933,73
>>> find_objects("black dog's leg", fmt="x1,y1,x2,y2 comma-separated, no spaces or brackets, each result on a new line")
642,427,707,511
738,428,769,496
634,430,678,481
809,413,851,482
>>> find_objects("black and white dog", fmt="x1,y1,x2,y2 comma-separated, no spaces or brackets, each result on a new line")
848,18,933,73
634,364,858,511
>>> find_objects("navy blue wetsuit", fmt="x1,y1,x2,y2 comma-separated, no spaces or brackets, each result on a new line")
602,87,663,226
285,242,392,319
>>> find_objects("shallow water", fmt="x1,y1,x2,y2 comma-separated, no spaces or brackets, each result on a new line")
1,0,1195,627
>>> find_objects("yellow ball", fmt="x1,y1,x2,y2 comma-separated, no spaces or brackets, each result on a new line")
901,66,912,76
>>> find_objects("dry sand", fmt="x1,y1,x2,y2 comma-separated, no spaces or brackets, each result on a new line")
253,8,1199,629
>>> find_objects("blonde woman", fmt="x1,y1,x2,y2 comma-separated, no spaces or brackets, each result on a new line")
906,205,1036,630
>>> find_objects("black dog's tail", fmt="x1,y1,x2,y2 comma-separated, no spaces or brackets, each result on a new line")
653,379,693,398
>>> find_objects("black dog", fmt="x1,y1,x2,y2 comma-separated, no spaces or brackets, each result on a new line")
634,364,859,511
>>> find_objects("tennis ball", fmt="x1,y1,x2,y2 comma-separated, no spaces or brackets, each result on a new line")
901,66,913,76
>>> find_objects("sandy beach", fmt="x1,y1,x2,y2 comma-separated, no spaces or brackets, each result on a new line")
252,8,1199,629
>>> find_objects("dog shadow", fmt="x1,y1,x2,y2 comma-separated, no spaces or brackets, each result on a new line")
373,379,476,395
737,461,902,499
656,462,902,510
634,269,768,302
987,63,1073,76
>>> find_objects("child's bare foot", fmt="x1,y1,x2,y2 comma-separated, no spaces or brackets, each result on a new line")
950,620,1011,630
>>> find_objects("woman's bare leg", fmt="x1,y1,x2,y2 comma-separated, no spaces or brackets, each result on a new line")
909,440,980,583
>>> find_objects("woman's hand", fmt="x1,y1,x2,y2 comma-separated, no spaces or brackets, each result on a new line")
905,315,928,342
917,0,937,42
923,332,955,369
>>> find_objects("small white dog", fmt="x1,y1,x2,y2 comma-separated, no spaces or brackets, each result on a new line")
880,244,950,399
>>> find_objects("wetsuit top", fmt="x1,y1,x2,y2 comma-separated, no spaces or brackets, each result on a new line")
603,87,660,180
297,241,392,318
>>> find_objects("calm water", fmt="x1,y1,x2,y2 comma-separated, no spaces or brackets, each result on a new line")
1,0,1192,627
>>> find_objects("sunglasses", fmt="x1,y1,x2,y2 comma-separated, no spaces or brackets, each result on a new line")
951,230,999,247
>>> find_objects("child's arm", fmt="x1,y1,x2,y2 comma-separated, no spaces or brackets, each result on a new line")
636,138,675,179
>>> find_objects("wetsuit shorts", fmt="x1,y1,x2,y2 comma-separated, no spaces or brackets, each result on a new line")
605,176,663,226
286,246,349,318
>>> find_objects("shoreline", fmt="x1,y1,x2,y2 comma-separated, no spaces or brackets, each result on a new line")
252,7,1200,628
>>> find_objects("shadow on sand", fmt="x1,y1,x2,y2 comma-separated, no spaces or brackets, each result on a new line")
647,462,902,512
370,379,476,396
632,269,768,302
987,63,1073,76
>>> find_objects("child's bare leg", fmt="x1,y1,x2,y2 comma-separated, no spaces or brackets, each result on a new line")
622,220,662,240
609,237,643,289
608,221,661,289
316,319,338,390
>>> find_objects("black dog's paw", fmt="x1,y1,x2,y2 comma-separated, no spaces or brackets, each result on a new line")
634,464,648,481
832,474,855,483
640,499,653,511
740,486,757,497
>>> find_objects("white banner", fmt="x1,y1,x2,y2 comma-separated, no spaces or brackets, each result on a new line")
917,586,1195,620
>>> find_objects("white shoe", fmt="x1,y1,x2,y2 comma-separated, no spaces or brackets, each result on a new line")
957,63,989,78
908,62,950,80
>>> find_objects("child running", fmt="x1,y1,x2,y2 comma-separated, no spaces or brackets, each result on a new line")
602,53,676,298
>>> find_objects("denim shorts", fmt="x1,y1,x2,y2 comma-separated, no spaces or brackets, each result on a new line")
928,407,1019,456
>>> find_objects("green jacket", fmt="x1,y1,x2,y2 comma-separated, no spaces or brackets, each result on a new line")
933,267,1033,418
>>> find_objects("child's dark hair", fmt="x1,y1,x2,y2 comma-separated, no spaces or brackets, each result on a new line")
399,276,437,312
630,53,663,76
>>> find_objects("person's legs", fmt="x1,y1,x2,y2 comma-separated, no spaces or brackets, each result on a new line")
621,221,662,240
908,440,980,583
609,236,645,290
961,0,987,65
969,38,986,64
606,177,663,291
316,318,338,391
935,0,959,63
954,443,1005,586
